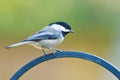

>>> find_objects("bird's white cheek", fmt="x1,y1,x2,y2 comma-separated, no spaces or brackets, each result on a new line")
51,24,70,32
34,37,64,48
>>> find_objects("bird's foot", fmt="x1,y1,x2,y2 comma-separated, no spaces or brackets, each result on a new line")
49,48,62,55
42,49,47,56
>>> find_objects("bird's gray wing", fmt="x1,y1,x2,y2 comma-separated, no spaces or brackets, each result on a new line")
23,31,60,41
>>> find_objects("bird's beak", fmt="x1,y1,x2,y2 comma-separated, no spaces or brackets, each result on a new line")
70,30,74,33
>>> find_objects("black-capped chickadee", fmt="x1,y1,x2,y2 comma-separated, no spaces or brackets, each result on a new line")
5,21,73,55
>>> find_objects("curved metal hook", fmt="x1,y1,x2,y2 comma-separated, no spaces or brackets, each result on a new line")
10,51,120,80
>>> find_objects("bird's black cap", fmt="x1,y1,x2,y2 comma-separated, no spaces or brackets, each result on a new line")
49,21,72,30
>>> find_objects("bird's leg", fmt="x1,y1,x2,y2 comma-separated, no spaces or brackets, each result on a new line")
49,48,62,55
42,49,47,56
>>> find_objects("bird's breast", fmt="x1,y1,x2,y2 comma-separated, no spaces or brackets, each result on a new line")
34,37,64,48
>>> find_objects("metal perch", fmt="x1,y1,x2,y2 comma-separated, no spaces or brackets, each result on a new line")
10,51,120,80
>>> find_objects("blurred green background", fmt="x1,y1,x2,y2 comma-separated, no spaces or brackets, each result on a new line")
0,0,120,80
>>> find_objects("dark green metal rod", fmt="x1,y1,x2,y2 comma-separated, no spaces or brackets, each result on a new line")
10,51,120,80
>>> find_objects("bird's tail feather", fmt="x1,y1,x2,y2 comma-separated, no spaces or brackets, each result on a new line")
5,41,32,49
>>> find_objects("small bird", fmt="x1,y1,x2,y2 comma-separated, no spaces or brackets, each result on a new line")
5,21,73,55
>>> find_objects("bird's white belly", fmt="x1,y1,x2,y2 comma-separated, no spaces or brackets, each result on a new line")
34,37,64,48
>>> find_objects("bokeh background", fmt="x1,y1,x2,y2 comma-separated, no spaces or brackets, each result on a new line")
0,0,120,80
